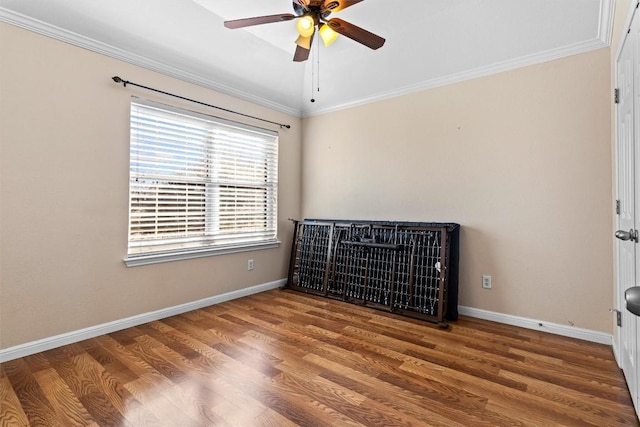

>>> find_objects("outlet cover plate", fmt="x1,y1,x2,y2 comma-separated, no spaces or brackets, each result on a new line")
482,275,492,289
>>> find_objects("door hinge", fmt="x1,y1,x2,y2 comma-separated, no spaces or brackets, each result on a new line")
615,88,620,104
616,199,621,215
611,309,622,327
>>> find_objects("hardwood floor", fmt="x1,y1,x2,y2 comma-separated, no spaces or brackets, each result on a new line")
1,288,638,426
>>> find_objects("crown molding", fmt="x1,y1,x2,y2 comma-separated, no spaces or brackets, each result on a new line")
303,37,609,117
614,0,639,62
303,0,615,117
0,7,301,118
599,0,615,45
1,0,614,120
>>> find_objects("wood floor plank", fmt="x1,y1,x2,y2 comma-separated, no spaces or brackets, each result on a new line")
124,374,204,427
500,369,640,425
0,376,30,427
252,406,301,427
74,352,161,427
398,352,624,426
31,367,95,426
21,353,52,374
214,360,342,427
2,289,637,426
308,352,509,427
2,358,65,427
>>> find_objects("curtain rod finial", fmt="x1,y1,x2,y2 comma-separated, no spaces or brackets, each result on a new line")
112,76,127,87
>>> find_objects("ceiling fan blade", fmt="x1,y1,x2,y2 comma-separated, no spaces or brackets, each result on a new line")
322,0,364,13
293,31,315,62
293,45,311,62
224,14,297,29
295,34,313,50
326,17,385,50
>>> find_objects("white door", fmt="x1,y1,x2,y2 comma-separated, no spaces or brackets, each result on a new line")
616,12,640,416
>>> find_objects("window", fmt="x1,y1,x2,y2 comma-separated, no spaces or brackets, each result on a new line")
124,98,279,266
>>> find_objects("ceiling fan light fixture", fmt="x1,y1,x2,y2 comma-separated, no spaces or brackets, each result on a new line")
296,15,315,37
224,1,386,62
319,24,338,46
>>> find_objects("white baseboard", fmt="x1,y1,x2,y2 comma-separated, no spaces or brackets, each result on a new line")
0,279,286,363
612,337,622,368
458,306,612,345
2,287,613,363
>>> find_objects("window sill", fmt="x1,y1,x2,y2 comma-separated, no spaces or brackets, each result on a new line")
123,240,281,267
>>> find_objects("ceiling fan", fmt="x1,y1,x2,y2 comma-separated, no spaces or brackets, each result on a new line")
223,0,385,62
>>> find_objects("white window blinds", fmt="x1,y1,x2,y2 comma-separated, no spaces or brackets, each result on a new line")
127,99,278,260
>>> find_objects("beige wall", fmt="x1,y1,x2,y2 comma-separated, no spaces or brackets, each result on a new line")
0,23,302,349
302,48,613,332
0,8,623,349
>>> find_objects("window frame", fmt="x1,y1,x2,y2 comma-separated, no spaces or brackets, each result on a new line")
123,97,279,267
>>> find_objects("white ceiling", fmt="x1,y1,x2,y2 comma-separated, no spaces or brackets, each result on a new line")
0,0,611,117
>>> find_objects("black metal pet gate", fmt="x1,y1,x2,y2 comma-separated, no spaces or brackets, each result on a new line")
287,220,460,326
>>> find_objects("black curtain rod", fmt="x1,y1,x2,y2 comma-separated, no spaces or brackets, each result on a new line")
111,76,291,129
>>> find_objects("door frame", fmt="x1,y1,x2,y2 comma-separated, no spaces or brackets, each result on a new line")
614,0,640,366
614,1,640,418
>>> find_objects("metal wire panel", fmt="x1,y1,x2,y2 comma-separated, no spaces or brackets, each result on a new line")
392,229,445,317
288,221,332,293
287,220,459,325
332,224,398,306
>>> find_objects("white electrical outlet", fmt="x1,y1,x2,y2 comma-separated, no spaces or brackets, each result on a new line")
248,259,254,271
482,275,492,289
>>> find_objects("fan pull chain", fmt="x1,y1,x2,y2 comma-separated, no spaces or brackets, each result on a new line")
310,33,320,103
316,34,321,96
310,52,315,103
